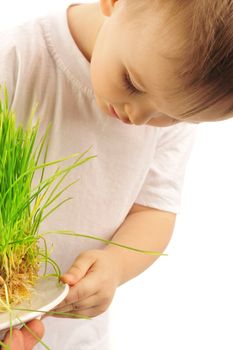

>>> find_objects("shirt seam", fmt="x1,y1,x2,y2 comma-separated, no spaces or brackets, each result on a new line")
39,17,95,100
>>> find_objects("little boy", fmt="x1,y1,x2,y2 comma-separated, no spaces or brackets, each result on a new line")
1,0,232,349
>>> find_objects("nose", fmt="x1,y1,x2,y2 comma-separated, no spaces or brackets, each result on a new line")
124,103,156,125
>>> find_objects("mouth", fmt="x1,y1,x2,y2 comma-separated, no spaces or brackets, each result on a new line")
109,104,119,119
108,104,132,124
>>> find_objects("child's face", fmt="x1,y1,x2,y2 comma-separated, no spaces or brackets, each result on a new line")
90,1,228,127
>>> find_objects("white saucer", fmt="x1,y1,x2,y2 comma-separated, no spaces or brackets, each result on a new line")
0,276,69,340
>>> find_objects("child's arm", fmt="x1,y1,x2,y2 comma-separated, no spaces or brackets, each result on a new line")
103,203,175,284
53,203,175,318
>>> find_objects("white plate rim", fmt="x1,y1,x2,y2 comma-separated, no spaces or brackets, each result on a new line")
0,277,69,331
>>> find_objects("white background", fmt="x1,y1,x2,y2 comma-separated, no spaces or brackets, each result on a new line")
1,1,233,349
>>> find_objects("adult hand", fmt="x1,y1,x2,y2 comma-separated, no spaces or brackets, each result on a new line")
53,249,121,318
2,319,45,350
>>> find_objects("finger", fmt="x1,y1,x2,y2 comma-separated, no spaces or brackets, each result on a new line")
21,319,45,350
3,329,24,350
53,304,104,319
57,267,100,310
68,303,107,318
73,290,113,316
60,252,97,286
50,303,91,319
55,293,98,314
77,306,106,318
53,291,111,319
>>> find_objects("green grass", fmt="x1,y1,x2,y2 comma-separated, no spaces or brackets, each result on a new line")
0,85,95,307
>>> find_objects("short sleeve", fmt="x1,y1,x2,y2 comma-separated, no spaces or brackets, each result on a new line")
135,123,197,213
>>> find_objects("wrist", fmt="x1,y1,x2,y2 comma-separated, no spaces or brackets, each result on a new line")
103,247,126,286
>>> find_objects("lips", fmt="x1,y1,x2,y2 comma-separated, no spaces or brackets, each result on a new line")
109,104,119,119
108,104,131,124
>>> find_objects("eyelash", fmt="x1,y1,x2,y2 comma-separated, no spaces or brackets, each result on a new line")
122,73,141,95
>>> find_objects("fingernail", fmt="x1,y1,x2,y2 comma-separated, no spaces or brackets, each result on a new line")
60,274,75,282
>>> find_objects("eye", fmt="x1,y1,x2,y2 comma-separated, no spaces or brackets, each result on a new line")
122,72,142,95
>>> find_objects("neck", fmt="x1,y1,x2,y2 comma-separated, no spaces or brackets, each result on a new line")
67,3,105,62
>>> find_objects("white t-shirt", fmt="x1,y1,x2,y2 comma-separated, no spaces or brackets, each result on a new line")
0,3,197,349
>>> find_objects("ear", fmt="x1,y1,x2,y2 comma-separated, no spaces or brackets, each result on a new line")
99,0,119,17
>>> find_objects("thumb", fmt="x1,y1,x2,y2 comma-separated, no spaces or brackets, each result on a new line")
60,252,97,286
21,319,45,350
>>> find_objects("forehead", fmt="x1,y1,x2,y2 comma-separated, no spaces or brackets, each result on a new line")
116,4,185,74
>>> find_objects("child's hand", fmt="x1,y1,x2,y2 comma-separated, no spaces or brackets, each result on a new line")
53,249,121,318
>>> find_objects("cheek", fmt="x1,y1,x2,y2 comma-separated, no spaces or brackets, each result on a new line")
90,60,123,103
91,46,124,101
90,54,104,94
90,56,116,103
90,30,110,96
